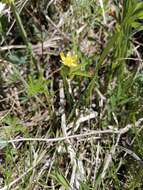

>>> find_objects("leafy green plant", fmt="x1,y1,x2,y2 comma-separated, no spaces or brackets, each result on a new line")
2,115,26,135
85,0,143,101
26,74,50,97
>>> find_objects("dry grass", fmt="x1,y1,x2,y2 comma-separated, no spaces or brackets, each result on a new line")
0,0,143,189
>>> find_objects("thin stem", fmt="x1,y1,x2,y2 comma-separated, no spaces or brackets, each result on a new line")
11,2,29,46
10,2,37,72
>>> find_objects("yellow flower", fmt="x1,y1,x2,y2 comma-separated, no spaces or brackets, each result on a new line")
60,52,78,68
2,0,14,5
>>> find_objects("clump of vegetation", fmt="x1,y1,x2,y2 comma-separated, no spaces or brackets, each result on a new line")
0,0,143,189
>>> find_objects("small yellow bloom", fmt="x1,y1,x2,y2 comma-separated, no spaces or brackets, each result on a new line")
60,52,78,68
2,0,14,5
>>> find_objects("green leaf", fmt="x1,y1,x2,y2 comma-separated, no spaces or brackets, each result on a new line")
131,22,143,31
26,74,50,97
133,2,143,18
50,171,71,189
70,70,92,78
80,181,91,190
8,54,27,65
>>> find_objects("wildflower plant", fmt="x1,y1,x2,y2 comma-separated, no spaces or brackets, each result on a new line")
60,52,78,68
60,51,92,78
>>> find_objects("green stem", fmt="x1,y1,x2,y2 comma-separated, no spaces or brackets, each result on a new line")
11,2,29,46
10,2,37,72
